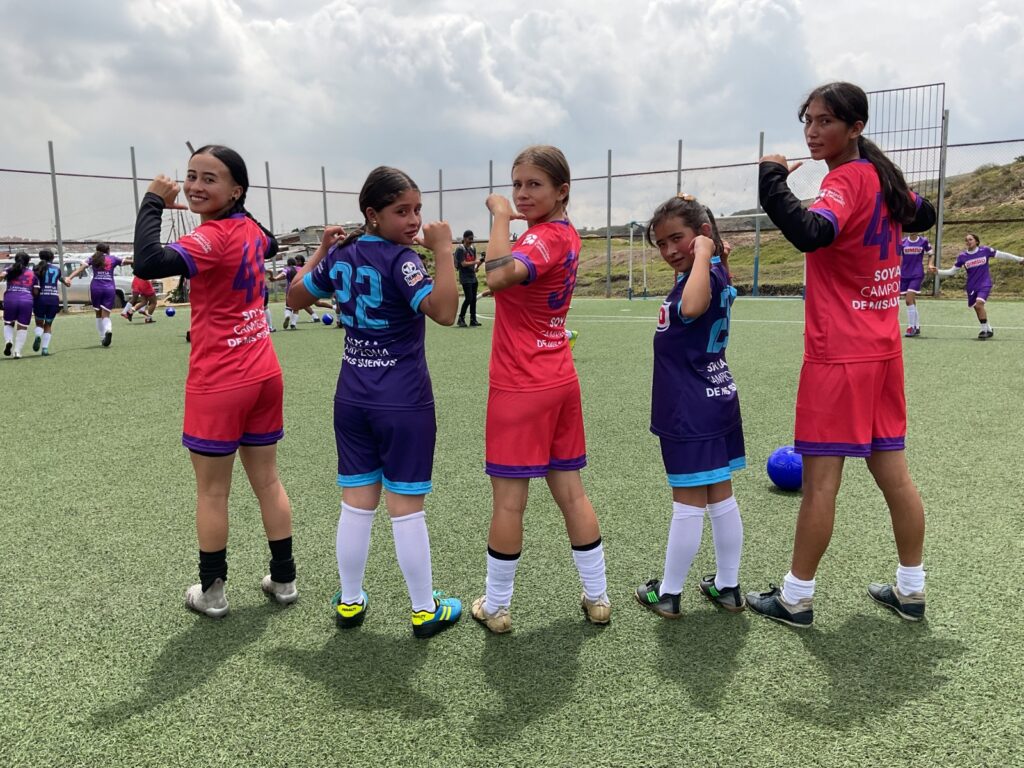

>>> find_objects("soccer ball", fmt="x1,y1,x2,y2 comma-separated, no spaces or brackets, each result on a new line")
321,312,334,326
767,445,802,491
165,307,176,317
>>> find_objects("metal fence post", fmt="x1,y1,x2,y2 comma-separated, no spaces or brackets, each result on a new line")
130,146,140,215
605,149,612,298
47,141,68,311
265,161,275,234
676,139,683,194
932,109,950,295
438,169,444,221
488,160,493,234
752,131,764,297
321,166,328,227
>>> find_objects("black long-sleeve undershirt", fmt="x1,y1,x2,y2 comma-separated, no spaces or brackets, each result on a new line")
758,162,836,253
132,192,190,280
905,196,936,233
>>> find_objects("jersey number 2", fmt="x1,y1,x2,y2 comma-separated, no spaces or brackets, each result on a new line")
331,263,386,329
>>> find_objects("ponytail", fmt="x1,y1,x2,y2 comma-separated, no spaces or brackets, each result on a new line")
8,251,30,281
858,136,917,226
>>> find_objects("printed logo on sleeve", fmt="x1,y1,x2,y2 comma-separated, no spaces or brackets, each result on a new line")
402,261,425,286
814,188,846,207
184,231,214,254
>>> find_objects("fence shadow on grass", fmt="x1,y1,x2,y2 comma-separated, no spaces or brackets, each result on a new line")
271,631,440,720
783,614,965,729
470,617,594,744
654,609,752,710
90,605,273,728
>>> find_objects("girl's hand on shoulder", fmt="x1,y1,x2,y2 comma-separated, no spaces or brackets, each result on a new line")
415,221,453,252
485,194,522,219
321,225,346,249
147,175,188,209
760,154,803,175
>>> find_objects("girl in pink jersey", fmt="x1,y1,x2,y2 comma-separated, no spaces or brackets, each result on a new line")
133,145,297,618
471,145,610,633
748,82,935,627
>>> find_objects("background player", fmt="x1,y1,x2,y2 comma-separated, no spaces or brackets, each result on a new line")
2,252,38,359
472,145,610,634
133,144,297,618
634,194,747,619
899,233,932,337
287,166,462,638
67,244,131,347
455,228,483,327
929,232,1024,339
121,274,159,323
748,82,936,627
32,249,71,356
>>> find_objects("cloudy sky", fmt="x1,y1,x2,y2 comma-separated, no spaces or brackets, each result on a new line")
1,0,1022,242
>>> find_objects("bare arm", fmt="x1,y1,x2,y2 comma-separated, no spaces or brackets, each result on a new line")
679,236,716,319
483,194,530,292
416,221,458,326
287,226,345,311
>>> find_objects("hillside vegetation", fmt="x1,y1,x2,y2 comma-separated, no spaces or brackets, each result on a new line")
568,158,1024,298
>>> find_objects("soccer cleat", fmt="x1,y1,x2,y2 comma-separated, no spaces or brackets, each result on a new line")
457,318,467,327
904,326,920,337
185,578,229,618
261,575,298,605
978,328,993,340
634,578,681,619
470,320,482,327
144,316,156,324
41,348,49,356
102,331,112,347
867,583,925,622
411,591,463,638
471,595,512,634
3,342,11,357
745,585,813,628
309,313,318,323
121,310,133,321
332,589,368,629
13,351,21,359
581,592,611,625
697,574,746,613
33,335,41,352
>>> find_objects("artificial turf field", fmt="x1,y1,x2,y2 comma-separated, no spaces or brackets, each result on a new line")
2,296,1021,768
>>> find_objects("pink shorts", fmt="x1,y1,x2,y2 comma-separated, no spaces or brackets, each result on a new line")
794,358,906,458
182,375,284,455
132,277,156,298
486,380,586,478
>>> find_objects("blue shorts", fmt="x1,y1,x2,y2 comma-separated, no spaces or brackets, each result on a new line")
899,276,923,294
967,287,990,307
334,400,435,495
34,296,60,324
659,425,746,488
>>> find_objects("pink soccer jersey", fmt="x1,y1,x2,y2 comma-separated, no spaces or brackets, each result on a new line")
804,159,919,363
489,220,581,392
169,215,281,393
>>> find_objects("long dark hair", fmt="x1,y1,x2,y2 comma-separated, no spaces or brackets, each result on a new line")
799,82,917,226
90,243,110,271
34,249,54,281
646,194,726,269
338,166,419,249
7,251,30,281
190,144,278,259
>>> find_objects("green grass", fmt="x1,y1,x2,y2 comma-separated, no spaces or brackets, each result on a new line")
2,298,1022,767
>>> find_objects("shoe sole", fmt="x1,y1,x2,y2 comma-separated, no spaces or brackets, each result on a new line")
581,605,611,625
471,598,512,633
633,591,680,619
185,595,229,619
748,601,812,629
412,619,460,638
697,584,746,613
262,584,298,605
867,589,924,622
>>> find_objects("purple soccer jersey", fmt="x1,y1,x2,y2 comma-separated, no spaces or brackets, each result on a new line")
304,235,435,409
955,246,997,293
90,256,122,284
3,267,37,297
651,258,742,440
900,236,931,280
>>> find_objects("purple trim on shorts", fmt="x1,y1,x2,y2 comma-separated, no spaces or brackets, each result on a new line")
810,208,839,239
871,436,905,452
182,433,238,455
513,254,536,285
240,428,284,446
967,287,990,307
169,243,199,278
549,454,587,471
794,439,871,458
485,461,550,478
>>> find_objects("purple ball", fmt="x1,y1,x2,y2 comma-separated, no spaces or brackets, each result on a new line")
767,445,802,491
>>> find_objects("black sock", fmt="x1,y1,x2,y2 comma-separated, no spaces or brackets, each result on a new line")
268,536,296,583
199,548,227,591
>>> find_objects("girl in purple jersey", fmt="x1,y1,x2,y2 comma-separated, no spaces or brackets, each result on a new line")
67,244,133,347
929,232,1023,339
634,194,747,619
2,252,38,359
288,166,462,638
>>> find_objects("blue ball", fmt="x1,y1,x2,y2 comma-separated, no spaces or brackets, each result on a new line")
767,445,802,491
165,307,176,317
321,312,334,326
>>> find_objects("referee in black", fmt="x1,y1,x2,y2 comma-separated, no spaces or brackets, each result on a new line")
455,229,484,327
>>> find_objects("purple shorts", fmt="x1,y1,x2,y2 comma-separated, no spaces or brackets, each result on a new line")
3,295,33,326
334,400,436,495
899,276,923,294
967,287,990,307
91,283,116,311
659,425,746,488
34,296,60,323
